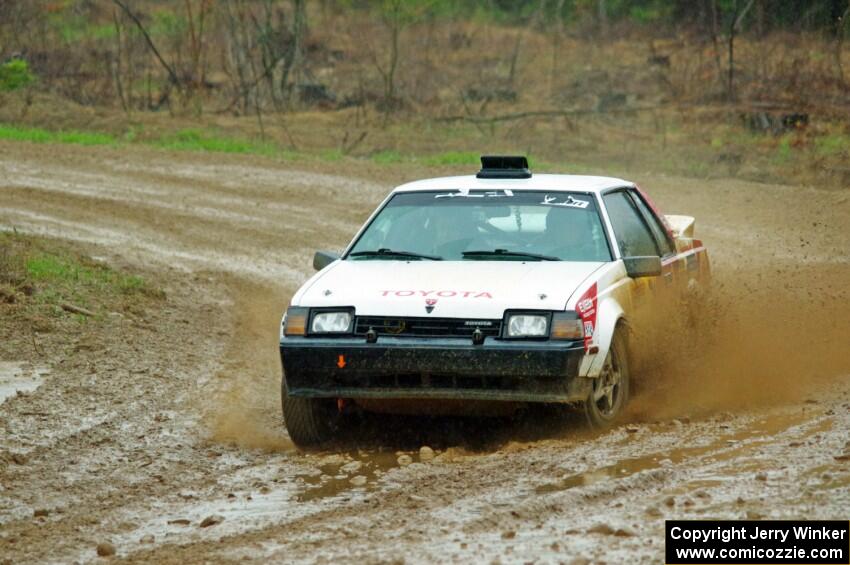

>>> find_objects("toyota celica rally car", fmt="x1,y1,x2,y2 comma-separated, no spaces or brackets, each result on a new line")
279,156,709,446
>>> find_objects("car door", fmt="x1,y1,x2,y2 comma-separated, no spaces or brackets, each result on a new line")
601,189,667,305
624,188,680,291
627,187,709,298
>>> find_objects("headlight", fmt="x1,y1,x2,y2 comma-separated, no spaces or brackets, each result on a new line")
310,311,353,334
506,314,549,337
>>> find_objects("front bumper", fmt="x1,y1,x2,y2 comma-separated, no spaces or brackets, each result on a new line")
280,336,589,403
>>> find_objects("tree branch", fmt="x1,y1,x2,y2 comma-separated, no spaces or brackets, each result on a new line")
434,105,665,124
111,0,181,89
733,0,756,32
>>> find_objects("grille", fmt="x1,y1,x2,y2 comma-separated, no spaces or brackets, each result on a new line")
354,316,502,338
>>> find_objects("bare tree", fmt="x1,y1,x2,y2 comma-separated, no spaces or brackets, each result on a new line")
184,0,212,104
549,0,567,99
727,0,756,101
111,0,181,92
597,0,608,35
222,0,266,125
279,0,306,105
111,7,129,113
507,29,524,87
377,0,404,122
835,0,850,88
370,0,429,126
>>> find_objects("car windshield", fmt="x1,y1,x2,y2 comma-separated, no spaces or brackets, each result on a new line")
347,190,612,262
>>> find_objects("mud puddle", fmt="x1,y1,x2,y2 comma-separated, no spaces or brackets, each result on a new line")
0,362,49,403
126,488,301,545
536,410,822,494
295,450,404,502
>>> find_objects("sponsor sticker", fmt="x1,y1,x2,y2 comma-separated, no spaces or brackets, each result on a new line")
541,194,589,209
575,283,597,351
435,189,514,199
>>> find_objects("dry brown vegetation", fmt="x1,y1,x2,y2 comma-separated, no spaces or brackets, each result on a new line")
0,1,848,187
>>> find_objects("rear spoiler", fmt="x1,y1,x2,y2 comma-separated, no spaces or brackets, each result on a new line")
664,214,695,239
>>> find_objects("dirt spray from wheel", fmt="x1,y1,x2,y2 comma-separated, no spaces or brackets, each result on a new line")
201,277,294,452
627,260,850,420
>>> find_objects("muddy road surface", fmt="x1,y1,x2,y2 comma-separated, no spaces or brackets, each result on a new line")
1,142,849,563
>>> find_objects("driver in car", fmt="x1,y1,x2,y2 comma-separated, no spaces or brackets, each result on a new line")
538,207,602,261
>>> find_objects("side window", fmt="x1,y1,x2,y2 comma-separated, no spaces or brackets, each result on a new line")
602,191,660,257
628,190,675,256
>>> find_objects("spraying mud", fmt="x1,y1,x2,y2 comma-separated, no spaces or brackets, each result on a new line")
629,261,850,420
203,278,293,453
0,141,848,563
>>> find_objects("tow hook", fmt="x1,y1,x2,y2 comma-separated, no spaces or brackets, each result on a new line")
366,328,378,343
472,328,485,346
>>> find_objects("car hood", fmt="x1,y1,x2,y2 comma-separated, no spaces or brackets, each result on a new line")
295,260,604,318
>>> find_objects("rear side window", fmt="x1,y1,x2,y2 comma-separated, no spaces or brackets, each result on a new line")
603,191,660,257
628,190,675,256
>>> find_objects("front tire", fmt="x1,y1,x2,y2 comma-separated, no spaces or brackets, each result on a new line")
584,330,630,429
281,382,339,447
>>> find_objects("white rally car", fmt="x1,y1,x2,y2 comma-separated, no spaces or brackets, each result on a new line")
280,156,709,446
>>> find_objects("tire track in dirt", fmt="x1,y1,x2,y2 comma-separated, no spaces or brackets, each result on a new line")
0,146,377,282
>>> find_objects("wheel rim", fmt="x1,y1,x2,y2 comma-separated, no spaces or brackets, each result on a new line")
592,347,623,419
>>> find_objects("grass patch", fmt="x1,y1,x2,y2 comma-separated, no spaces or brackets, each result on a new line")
814,134,850,156
370,149,405,164
0,233,165,357
152,128,278,155
319,148,344,161
0,123,283,157
11,116,844,189
774,135,793,164
0,124,116,146
685,160,712,177
0,120,692,182
26,253,146,295
0,120,617,174
0,232,158,322
421,151,480,166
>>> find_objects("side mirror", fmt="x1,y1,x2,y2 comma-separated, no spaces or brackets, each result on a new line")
623,255,662,278
313,250,340,271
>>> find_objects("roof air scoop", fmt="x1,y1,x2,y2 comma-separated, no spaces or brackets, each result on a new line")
476,155,532,179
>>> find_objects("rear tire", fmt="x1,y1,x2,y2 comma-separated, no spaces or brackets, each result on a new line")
583,330,630,429
281,381,339,447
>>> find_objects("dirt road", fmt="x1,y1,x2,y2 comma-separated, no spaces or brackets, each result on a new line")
1,142,849,563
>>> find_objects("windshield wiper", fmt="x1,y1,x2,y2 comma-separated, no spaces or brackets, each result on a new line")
462,249,558,261
350,248,443,261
